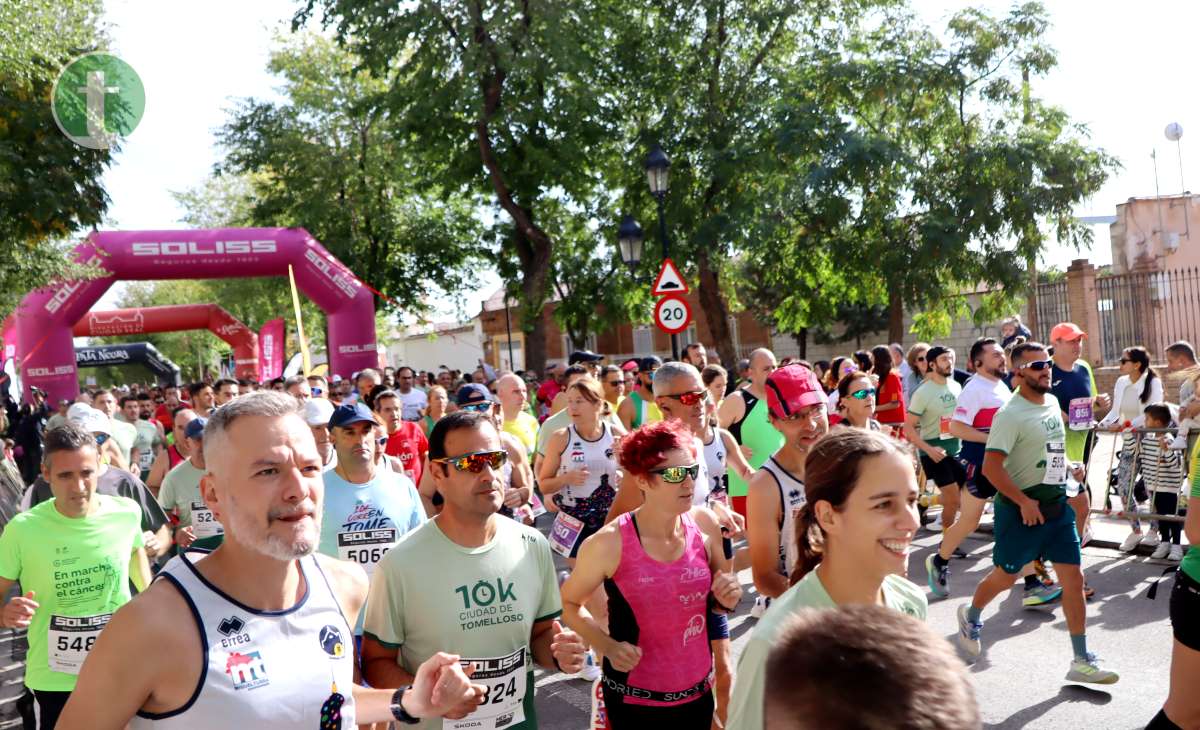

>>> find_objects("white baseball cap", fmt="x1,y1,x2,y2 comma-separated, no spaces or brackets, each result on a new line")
303,398,336,427
67,405,111,436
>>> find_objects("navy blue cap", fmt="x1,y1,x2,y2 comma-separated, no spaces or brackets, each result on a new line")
638,356,663,372
185,417,207,440
328,402,377,429
456,383,494,405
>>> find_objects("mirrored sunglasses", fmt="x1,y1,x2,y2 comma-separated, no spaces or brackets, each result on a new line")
849,387,877,400
651,463,701,484
663,390,709,407
458,401,494,413
433,450,508,473
1021,359,1052,371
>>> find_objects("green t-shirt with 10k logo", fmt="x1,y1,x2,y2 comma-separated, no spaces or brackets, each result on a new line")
985,392,1068,505
363,517,561,730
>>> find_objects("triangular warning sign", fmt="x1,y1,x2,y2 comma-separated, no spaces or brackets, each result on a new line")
652,258,689,296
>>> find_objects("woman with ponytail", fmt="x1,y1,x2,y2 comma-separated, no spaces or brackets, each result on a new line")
726,428,928,730
1099,345,1164,551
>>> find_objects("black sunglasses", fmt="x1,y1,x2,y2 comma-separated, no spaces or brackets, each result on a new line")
1021,359,1053,371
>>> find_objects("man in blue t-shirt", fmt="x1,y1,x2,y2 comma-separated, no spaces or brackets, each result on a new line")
1049,323,1111,594
319,403,425,599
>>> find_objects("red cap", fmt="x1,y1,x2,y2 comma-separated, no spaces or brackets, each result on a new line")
765,364,825,419
1050,322,1086,341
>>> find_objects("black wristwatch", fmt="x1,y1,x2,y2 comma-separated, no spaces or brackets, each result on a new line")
390,686,420,725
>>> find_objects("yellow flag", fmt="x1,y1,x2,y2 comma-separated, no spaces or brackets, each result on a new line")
287,265,311,375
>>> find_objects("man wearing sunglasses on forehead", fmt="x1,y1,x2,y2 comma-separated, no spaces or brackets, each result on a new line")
363,410,587,730
745,363,828,619
956,342,1118,685
318,403,425,594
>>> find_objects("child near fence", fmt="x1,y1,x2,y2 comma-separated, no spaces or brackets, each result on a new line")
1137,404,1186,562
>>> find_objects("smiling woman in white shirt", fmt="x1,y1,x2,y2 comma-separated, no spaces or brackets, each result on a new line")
1097,346,1164,551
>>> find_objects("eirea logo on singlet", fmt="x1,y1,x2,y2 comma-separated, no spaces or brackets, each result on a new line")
226,651,269,690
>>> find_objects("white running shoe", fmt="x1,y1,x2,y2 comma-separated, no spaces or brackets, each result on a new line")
1065,653,1119,685
983,501,994,515
1140,533,1161,548
750,595,771,619
1169,544,1184,562
1151,541,1172,560
925,515,943,533
1080,525,1094,547
1119,532,1142,553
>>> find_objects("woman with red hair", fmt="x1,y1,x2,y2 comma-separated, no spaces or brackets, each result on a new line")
562,420,742,728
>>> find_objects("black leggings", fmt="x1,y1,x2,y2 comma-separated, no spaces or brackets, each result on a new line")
32,689,70,729
602,688,714,729
1155,492,1185,544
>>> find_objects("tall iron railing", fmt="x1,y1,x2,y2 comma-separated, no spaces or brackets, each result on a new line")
1094,267,1200,363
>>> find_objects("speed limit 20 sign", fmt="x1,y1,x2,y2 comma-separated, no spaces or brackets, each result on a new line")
654,294,692,335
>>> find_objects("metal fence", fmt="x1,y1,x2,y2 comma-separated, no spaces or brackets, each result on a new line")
1032,279,1070,343
1095,267,1200,363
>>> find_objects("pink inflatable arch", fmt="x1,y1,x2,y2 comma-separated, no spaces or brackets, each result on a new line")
72,304,260,380
15,228,377,402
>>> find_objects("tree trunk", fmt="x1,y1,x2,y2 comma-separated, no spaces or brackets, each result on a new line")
516,225,552,374
796,328,807,360
696,248,736,368
887,282,904,344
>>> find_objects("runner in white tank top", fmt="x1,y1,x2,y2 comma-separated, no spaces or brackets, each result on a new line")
759,456,807,577
130,551,357,729
56,391,484,729
556,422,619,506
703,425,730,506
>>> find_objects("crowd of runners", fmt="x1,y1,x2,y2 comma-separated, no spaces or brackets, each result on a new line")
0,324,1195,729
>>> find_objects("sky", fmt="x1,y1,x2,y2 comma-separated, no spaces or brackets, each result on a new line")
91,0,1199,315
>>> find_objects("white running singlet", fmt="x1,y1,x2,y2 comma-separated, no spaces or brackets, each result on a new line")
130,551,357,729
691,435,711,506
556,423,619,507
760,455,806,578
702,426,729,505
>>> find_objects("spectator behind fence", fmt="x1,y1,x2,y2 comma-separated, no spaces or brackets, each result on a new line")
1139,403,1187,562
764,604,980,730
1000,315,1032,348
1165,340,1200,450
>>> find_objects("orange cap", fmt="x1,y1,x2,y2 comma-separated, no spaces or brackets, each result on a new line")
1050,322,1086,342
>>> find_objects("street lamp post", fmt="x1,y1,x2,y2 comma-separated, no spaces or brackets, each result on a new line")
645,143,679,361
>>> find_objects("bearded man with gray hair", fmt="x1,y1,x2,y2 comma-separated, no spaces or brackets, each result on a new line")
59,391,486,729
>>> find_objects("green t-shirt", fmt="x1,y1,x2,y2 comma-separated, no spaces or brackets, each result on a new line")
726,568,927,730
108,418,138,467
1183,443,1200,582
158,459,223,550
130,418,161,475
363,517,562,730
0,495,144,691
907,378,962,453
985,393,1068,504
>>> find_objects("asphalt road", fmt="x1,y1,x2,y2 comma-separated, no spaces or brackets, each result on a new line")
532,527,1178,730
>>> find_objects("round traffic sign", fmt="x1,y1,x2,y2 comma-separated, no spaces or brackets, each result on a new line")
654,295,692,335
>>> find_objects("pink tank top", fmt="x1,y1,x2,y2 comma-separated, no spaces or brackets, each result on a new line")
604,512,713,706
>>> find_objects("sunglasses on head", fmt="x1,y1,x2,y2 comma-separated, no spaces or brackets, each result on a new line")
663,390,709,407
849,387,877,400
458,401,494,413
1021,359,1053,371
651,463,701,484
433,450,508,473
